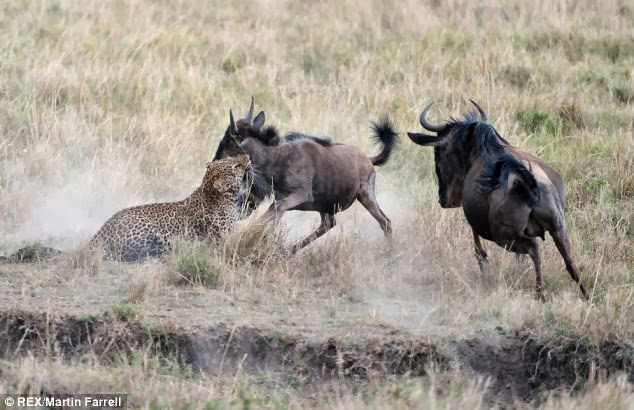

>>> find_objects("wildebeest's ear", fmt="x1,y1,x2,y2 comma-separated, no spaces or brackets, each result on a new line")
253,111,265,130
407,132,447,147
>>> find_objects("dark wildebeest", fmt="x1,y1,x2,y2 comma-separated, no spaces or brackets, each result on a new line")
213,99,399,252
407,101,588,300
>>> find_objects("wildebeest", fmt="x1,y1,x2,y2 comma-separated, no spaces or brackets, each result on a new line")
213,99,399,252
407,101,588,300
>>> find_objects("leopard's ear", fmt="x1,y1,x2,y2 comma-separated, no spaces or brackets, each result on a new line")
213,178,224,191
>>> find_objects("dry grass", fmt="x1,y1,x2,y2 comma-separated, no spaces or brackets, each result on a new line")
0,0,632,406
3,355,634,409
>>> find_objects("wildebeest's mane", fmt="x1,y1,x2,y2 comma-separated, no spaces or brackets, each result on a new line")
477,152,541,205
448,110,479,126
243,125,283,146
285,132,332,146
243,125,332,147
448,110,510,157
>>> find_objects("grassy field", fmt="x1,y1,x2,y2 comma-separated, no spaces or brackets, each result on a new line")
0,0,632,407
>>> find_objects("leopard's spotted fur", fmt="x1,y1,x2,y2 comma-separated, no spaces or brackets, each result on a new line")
88,155,251,261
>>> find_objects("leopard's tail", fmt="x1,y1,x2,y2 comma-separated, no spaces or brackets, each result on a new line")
0,244,62,264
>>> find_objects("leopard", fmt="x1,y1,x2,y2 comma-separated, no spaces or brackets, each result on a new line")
87,154,251,262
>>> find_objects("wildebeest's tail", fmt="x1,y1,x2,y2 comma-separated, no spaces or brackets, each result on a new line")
478,153,541,205
369,117,399,166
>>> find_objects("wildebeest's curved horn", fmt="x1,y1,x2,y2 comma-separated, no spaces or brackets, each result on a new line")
246,97,255,124
419,103,447,133
470,99,488,122
229,109,237,133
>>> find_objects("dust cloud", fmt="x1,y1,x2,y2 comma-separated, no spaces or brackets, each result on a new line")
3,169,145,253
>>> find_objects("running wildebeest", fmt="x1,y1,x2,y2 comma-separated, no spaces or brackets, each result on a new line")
213,98,399,252
407,100,588,300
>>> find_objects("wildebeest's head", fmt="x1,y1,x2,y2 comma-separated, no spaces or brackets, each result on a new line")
407,100,508,208
213,97,266,160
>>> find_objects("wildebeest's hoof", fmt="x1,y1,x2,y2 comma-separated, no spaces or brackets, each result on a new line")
536,292,546,303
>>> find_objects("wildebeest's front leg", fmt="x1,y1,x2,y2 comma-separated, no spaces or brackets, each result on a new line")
472,228,488,272
526,239,545,301
290,213,336,253
264,191,313,220
550,227,590,300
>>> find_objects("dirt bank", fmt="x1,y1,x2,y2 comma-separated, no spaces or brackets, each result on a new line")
0,310,444,383
2,310,633,405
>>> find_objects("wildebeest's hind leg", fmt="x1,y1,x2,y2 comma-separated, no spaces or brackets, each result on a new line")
526,239,545,301
356,172,392,237
290,213,336,253
472,228,488,273
549,227,590,300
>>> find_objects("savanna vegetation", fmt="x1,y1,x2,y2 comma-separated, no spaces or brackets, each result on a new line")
0,0,632,407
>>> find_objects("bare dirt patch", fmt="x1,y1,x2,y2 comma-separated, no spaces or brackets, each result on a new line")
457,332,634,406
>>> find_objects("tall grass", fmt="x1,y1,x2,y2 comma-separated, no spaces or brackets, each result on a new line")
0,0,632,406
